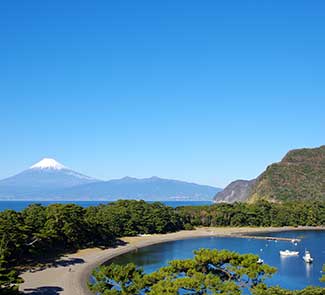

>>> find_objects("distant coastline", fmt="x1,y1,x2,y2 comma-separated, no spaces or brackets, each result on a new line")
20,226,325,295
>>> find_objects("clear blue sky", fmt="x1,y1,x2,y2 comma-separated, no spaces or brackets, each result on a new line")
0,0,324,187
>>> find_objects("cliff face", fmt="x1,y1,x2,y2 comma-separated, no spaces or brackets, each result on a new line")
214,146,325,203
213,179,256,203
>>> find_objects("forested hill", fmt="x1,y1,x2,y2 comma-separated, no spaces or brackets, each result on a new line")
214,145,325,203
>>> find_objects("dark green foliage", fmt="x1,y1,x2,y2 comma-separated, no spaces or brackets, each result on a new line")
0,200,184,292
252,285,325,295
177,200,325,227
0,200,184,267
0,236,23,294
42,204,89,248
90,249,277,295
0,210,28,265
88,200,183,237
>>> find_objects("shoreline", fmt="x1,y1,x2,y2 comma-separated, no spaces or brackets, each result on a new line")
20,226,325,295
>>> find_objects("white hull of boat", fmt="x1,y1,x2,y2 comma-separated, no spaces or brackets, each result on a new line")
280,250,299,256
303,257,313,263
303,251,313,263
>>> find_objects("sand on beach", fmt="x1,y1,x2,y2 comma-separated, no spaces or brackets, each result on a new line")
19,226,323,295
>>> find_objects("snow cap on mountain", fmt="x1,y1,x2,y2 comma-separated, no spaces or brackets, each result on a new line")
30,158,66,170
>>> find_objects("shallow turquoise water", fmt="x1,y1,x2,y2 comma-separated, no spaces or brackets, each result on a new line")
109,231,325,290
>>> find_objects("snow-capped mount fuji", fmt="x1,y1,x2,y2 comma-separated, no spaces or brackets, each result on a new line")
0,158,221,201
0,158,98,199
27,158,95,183
30,158,67,170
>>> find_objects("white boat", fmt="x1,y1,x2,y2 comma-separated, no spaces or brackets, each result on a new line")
280,250,299,256
303,250,313,263
257,258,264,264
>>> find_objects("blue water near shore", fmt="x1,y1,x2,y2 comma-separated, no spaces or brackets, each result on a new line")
110,230,325,290
0,200,212,211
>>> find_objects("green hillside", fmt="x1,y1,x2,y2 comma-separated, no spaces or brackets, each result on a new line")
249,145,325,202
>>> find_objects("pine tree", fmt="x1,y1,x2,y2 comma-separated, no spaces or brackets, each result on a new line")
0,236,22,294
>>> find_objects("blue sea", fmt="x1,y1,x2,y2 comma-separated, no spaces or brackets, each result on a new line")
0,200,212,211
109,230,325,291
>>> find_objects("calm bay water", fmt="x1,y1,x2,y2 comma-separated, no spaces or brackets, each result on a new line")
109,231,325,290
0,200,212,211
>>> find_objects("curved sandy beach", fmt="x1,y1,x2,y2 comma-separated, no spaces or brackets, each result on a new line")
19,226,323,295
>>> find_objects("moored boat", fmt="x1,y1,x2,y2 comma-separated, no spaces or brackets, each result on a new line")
280,250,299,256
257,258,264,264
303,250,313,263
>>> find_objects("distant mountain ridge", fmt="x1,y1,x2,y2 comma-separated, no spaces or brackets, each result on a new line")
50,176,219,201
0,158,221,201
214,145,325,203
